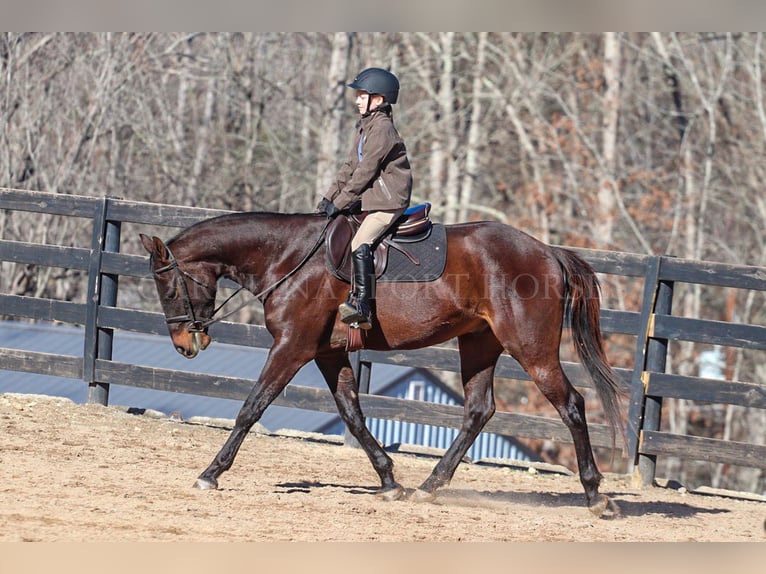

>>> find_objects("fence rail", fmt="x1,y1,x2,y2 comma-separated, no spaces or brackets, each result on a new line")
1,189,765,486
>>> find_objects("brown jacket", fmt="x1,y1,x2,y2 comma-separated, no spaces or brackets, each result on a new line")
324,105,412,211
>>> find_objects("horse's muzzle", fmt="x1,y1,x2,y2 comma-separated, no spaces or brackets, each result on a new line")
173,330,211,359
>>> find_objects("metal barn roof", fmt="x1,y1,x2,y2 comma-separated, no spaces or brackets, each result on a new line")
0,320,537,462
0,320,442,431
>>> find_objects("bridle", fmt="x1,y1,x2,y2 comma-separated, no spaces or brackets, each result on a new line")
153,217,332,333
153,248,224,333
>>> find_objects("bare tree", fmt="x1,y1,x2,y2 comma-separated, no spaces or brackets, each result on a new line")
458,32,488,223
314,32,352,203
596,32,620,247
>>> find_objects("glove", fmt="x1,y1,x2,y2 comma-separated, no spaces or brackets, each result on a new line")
316,198,340,218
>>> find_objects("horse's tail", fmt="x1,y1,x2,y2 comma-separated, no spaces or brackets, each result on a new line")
552,247,626,448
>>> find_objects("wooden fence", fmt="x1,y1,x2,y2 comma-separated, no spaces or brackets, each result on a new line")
1,188,764,486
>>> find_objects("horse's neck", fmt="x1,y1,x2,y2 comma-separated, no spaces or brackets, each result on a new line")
178,213,323,284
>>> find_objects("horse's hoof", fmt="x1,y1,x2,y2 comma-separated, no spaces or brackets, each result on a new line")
588,494,621,519
410,488,436,503
193,477,218,490
376,485,405,502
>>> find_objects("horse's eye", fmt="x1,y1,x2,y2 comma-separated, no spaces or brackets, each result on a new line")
165,283,180,301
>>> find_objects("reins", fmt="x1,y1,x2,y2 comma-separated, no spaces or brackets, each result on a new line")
155,216,332,331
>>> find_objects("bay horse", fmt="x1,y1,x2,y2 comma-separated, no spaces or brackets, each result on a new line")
140,211,625,516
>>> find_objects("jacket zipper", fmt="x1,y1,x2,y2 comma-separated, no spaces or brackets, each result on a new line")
378,176,392,199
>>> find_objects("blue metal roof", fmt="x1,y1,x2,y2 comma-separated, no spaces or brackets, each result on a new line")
0,320,536,462
0,320,442,431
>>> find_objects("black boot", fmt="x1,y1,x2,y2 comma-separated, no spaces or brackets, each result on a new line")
339,244,375,330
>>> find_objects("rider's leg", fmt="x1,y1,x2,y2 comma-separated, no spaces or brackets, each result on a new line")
339,243,375,329
339,209,402,329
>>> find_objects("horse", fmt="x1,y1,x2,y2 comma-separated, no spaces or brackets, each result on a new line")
140,211,626,517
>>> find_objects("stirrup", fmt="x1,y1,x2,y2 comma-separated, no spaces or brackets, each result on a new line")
338,300,357,321
338,299,372,330
347,317,373,330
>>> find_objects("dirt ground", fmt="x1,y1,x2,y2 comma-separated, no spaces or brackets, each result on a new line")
0,393,764,542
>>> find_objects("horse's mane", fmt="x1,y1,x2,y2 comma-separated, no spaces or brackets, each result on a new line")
167,211,321,246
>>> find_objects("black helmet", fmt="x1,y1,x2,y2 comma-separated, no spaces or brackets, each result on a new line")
347,67,400,104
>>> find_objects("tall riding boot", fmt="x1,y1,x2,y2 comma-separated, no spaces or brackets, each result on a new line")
338,244,375,329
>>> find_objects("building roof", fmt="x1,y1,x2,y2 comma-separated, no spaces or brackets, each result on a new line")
0,320,445,433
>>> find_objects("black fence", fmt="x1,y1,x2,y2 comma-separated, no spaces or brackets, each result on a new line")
1,189,764,485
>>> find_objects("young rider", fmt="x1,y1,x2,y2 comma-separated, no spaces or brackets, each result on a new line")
316,67,413,330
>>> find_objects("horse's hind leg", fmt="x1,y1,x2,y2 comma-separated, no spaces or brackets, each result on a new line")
490,284,616,515
523,359,618,516
315,355,405,501
414,329,503,500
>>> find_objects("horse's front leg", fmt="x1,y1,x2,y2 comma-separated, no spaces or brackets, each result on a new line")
195,343,310,490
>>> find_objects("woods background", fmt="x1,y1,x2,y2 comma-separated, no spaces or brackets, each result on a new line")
0,32,763,494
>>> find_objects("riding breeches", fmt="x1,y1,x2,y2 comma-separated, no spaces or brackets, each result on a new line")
351,209,405,251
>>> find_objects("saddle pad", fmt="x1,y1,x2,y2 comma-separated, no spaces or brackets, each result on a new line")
379,223,447,283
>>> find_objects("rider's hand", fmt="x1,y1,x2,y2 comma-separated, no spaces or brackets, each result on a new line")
316,198,340,218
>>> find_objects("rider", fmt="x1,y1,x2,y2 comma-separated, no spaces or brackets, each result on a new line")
316,67,413,330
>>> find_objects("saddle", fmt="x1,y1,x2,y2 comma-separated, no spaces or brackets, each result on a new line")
325,202,444,284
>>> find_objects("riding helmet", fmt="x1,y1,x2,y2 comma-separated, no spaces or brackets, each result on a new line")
347,68,400,104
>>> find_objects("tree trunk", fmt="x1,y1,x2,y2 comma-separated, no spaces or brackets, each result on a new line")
459,32,487,223
314,32,352,203
438,33,460,224
596,32,620,248
188,77,216,206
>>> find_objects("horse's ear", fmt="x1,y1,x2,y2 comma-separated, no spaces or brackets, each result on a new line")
140,233,169,260
140,233,155,254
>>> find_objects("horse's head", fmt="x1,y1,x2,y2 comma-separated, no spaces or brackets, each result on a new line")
140,233,215,358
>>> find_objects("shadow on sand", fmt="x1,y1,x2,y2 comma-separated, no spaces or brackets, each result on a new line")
272,480,730,520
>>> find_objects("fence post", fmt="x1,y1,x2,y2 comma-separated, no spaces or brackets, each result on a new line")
344,351,372,447
84,197,121,405
636,272,674,485
627,255,674,486
626,256,660,462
